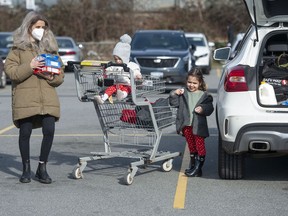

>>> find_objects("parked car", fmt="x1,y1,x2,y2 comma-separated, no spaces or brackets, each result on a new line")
0,32,13,87
213,0,288,180
229,32,245,59
56,36,83,72
185,32,211,74
130,30,192,90
0,58,5,88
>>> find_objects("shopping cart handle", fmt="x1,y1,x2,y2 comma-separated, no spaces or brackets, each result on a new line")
101,62,129,72
67,61,81,66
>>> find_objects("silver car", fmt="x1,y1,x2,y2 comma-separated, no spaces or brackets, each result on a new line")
214,0,288,179
229,32,245,59
56,36,83,72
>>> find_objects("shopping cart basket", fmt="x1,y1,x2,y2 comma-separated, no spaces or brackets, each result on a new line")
69,61,180,185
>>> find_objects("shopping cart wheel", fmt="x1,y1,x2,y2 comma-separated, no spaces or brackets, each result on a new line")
161,159,173,172
124,172,134,185
72,166,83,179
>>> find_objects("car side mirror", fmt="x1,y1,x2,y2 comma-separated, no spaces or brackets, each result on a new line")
78,43,84,49
213,47,231,61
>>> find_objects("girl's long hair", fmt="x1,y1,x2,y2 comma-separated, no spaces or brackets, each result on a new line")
13,11,58,54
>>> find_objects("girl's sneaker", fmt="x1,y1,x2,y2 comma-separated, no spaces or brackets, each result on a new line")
116,90,128,101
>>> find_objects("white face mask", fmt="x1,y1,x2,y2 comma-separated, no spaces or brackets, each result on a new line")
32,28,44,41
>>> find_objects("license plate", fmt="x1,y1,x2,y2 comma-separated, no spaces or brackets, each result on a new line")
150,72,163,78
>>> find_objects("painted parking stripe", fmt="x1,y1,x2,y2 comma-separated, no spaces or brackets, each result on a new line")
216,68,221,77
0,125,15,134
173,144,189,209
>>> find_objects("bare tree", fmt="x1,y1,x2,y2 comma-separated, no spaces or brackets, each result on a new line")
0,0,249,44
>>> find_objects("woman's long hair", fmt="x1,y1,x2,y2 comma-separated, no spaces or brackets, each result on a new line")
13,11,58,54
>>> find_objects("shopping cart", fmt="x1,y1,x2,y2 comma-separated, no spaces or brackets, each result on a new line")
69,60,180,185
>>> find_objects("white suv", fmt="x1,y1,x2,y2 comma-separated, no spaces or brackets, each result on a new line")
185,32,211,74
213,0,288,179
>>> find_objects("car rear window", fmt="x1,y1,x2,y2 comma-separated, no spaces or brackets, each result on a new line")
0,34,13,49
57,39,73,48
131,32,188,51
186,37,205,47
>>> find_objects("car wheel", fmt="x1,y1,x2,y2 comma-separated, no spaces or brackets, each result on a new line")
218,132,244,179
201,67,210,75
204,68,210,75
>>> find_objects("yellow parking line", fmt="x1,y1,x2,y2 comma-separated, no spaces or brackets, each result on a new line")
216,68,221,77
173,144,189,209
0,125,15,134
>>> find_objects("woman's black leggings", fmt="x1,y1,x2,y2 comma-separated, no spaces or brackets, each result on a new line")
18,115,55,162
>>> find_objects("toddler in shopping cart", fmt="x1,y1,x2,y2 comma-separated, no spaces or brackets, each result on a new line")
95,34,142,104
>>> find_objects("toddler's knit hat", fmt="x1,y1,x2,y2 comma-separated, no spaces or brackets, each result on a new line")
112,34,132,64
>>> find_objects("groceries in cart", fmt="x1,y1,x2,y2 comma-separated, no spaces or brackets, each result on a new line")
33,54,61,76
120,97,175,129
94,34,142,104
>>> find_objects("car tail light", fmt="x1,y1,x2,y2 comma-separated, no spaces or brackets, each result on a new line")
224,66,248,92
64,51,76,55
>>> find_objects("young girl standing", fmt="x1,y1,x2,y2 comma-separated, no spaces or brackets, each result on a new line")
169,68,214,177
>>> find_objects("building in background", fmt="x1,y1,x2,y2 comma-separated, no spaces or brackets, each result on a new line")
0,0,13,8
133,0,175,11
9,0,57,8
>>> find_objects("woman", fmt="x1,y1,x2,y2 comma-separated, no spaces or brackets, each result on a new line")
4,11,64,184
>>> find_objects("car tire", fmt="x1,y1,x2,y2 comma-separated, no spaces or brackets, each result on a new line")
64,65,73,73
201,66,210,75
204,68,210,75
218,132,244,179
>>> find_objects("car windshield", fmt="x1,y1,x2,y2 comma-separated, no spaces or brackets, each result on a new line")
57,39,74,48
186,37,205,47
131,32,188,51
0,34,13,49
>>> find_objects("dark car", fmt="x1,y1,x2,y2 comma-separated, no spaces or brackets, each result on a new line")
0,32,13,57
130,30,192,90
0,32,13,87
0,57,5,88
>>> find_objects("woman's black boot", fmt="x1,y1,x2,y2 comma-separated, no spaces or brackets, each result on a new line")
185,153,197,173
185,155,205,177
35,162,52,184
20,160,31,183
